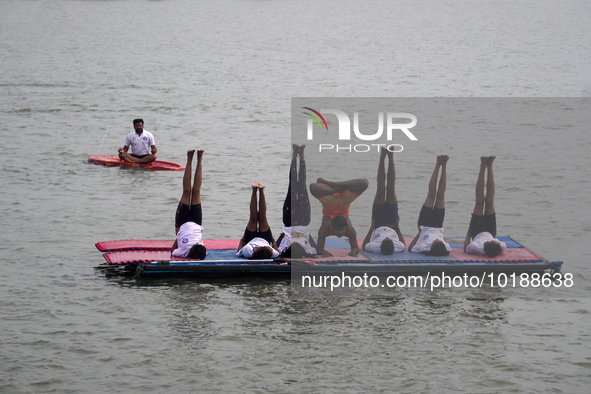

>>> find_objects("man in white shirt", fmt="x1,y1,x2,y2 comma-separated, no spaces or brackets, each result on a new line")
236,183,279,260
408,155,451,256
277,144,318,258
464,156,506,257
171,149,206,260
362,147,405,255
117,118,157,164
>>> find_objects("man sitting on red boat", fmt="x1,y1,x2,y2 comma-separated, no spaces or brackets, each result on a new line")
117,118,157,164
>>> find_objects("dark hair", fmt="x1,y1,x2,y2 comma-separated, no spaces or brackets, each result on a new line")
282,243,309,259
187,244,207,260
484,241,502,257
251,247,273,260
380,238,395,255
332,215,348,228
426,240,449,256
133,118,144,126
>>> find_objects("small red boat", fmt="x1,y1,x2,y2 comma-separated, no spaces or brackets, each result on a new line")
88,155,185,171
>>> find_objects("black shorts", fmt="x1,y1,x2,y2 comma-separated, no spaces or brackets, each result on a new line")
469,213,497,238
372,202,399,228
175,202,202,229
418,205,445,228
130,153,149,159
241,228,274,245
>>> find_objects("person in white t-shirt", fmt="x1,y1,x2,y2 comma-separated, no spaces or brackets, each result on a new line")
464,156,506,257
117,118,157,164
408,155,451,256
171,149,206,260
362,147,405,255
236,183,279,260
277,144,318,258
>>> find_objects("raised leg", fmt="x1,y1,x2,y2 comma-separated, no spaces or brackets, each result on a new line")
190,150,203,206
294,145,311,226
434,155,448,209
258,185,270,232
423,156,440,209
283,157,295,227
484,156,496,215
385,149,397,205
374,147,387,205
246,184,259,232
180,149,195,206
472,156,488,216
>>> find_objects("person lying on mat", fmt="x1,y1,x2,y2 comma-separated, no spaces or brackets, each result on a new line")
277,144,318,259
117,118,157,164
464,156,506,257
171,149,207,260
408,155,451,256
310,176,368,257
236,183,280,260
362,147,405,255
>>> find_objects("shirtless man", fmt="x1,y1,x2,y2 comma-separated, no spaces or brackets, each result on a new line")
237,183,280,260
408,155,451,256
171,149,206,259
464,156,506,257
118,118,157,164
362,147,405,255
310,176,368,257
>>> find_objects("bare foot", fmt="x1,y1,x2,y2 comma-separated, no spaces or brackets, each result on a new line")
438,154,449,165
481,156,488,165
488,156,495,165
197,149,204,160
386,147,394,160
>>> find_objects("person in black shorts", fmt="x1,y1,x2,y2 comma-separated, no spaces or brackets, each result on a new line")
276,144,318,258
362,147,405,255
171,149,206,259
408,155,451,256
463,156,506,257
236,183,279,260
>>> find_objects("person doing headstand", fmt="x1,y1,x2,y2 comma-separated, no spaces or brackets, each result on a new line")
408,155,451,256
236,183,280,260
362,147,405,255
464,156,506,257
171,149,207,259
310,176,368,257
277,144,318,258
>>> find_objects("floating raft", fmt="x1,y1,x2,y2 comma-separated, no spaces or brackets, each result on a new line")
88,155,185,171
95,237,563,279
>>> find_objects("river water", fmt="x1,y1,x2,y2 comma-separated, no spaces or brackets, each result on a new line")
1,0,590,392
